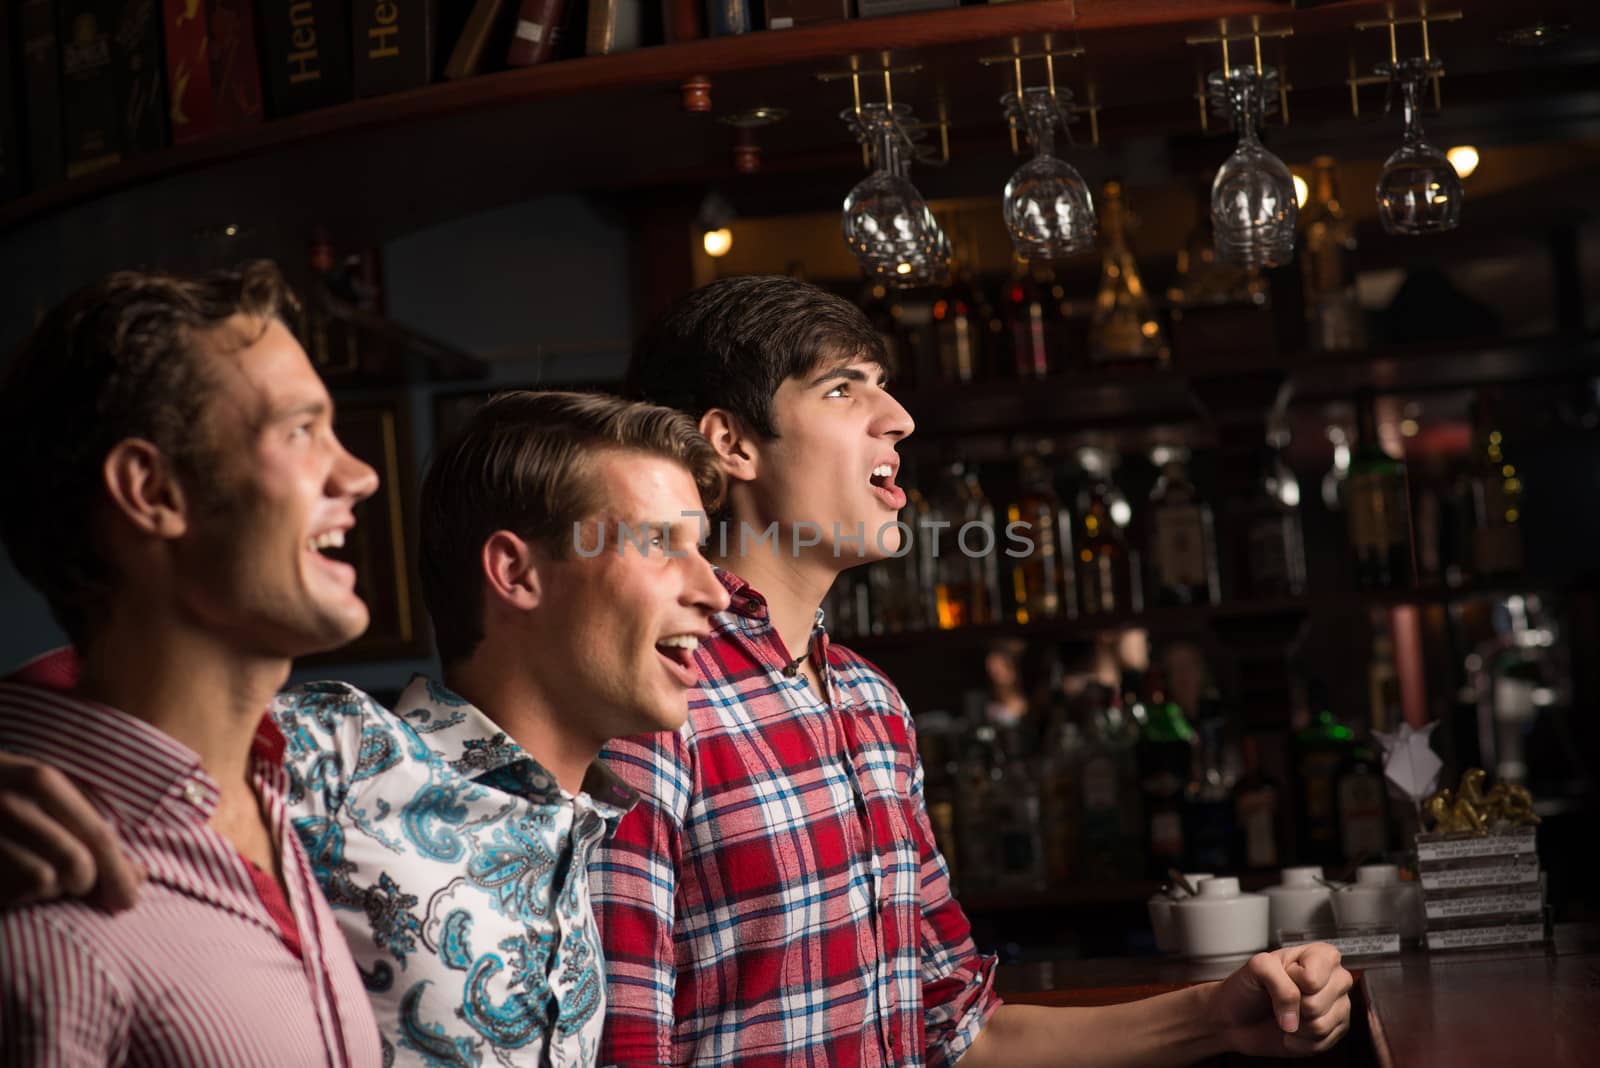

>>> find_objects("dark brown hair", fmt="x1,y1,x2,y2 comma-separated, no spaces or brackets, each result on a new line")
420,389,724,666
0,261,298,645
625,275,887,438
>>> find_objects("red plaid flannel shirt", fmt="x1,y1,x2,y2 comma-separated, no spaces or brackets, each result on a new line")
592,571,999,1066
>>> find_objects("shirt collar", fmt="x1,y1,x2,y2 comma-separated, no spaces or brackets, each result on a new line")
393,674,636,820
0,665,284,827
711,568,831,672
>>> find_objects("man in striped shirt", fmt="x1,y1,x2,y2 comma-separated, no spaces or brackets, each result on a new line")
593,274,1355,1067
0,264,385,1065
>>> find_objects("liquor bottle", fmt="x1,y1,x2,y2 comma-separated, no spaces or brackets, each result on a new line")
1038,660,1084,885
1231,439,1308,600
1135,669,1198,880
932,264,988,385
917,711,963,889
861,281,916,393
875,462,930,633
955,722,1003,891
1292,685,1354,867
923,460,1001,628
990,723,1048,891
1300,156,1366,352
1337,740,1389,863
1168,182,1265,309
1182,703,1236,872
1089,181,1169,367
1006,450,1070,624
1367,620,1401,736
1147,446,1219,607
1076,684,1145,883
1345,393,1413,589
1466,391,1525,578
1232,734,1284,870
1006,265,1070,379
1072,446,1139,617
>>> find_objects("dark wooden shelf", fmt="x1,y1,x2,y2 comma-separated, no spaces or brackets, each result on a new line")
3,0,1593,251
843,581,1584,652
900,331,1600,438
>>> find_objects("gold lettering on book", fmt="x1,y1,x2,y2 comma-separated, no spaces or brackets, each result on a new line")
368,0,398,58
287,0,320,83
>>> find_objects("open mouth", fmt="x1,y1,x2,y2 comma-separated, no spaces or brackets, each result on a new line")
307,529,346,555
306,529,357,582
655,634,701,685
869,463,907,508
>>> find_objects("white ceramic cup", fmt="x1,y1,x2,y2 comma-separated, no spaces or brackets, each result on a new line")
1148,872,1215,953
1356,864,1425,939
1263,866,1334,942
1330,885,1392,930
1172,876,1270,959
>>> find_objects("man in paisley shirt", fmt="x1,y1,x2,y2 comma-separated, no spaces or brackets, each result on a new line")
0,388,730,1066
593,274,1356,1067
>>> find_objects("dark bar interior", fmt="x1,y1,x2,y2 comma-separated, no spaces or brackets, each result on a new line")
3,0,1599,1063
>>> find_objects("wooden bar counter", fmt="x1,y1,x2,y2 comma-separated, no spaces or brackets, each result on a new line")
995,925,1600,1067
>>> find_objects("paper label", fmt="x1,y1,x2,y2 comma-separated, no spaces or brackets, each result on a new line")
1414,828,1536,861
1424,889,1543,920
1427,923,1545,951
1420,857,1541,891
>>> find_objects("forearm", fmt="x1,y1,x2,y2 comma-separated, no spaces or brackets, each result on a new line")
958,983,1227,1068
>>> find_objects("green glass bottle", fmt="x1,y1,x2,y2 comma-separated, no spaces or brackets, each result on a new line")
1345,393,1413,589
1293,683,1355,868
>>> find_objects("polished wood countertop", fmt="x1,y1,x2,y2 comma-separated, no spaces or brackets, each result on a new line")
994,925,1600,1068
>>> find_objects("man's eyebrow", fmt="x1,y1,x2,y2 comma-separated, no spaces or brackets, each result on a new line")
270,398,329,422
807,364,884,388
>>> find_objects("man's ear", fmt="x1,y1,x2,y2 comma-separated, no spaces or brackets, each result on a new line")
698,408,759,485
101,439,188,539
481,530,542,612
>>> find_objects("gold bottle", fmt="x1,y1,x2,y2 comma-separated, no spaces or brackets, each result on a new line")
1089,181,1169,366
1301,156,1366,351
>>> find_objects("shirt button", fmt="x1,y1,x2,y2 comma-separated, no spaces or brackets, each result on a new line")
181,783,204,806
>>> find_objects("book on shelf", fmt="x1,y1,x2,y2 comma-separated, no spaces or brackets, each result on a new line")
58,0,123,178
443,0,516,77
764,0,846,29
660,0,699,42
584,0,639,54
162,0,220,142
19,0,66,188
115,0,169,155
257,0,353,116
502,0,561,66
704,0,751,36
352,0,435,97
207,0,265,128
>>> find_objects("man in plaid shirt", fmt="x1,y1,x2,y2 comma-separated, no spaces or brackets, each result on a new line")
594,275,1353,1067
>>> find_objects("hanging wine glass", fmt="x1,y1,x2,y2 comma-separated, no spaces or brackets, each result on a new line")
1375,57,1461,235
840,103,944,286
1000,87,1096,261
1208,66,1297,269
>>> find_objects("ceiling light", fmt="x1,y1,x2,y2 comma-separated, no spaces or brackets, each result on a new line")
1446,145,1480,179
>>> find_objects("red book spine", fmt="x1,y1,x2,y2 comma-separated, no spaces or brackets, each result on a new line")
504,0,563,66
663,0,701,43
162,0,218,143
206,0,264,129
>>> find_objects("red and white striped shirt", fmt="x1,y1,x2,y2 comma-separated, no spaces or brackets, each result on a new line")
0,680,383,1067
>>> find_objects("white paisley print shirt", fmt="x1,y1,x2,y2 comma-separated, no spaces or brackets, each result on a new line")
274,675,634,1068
